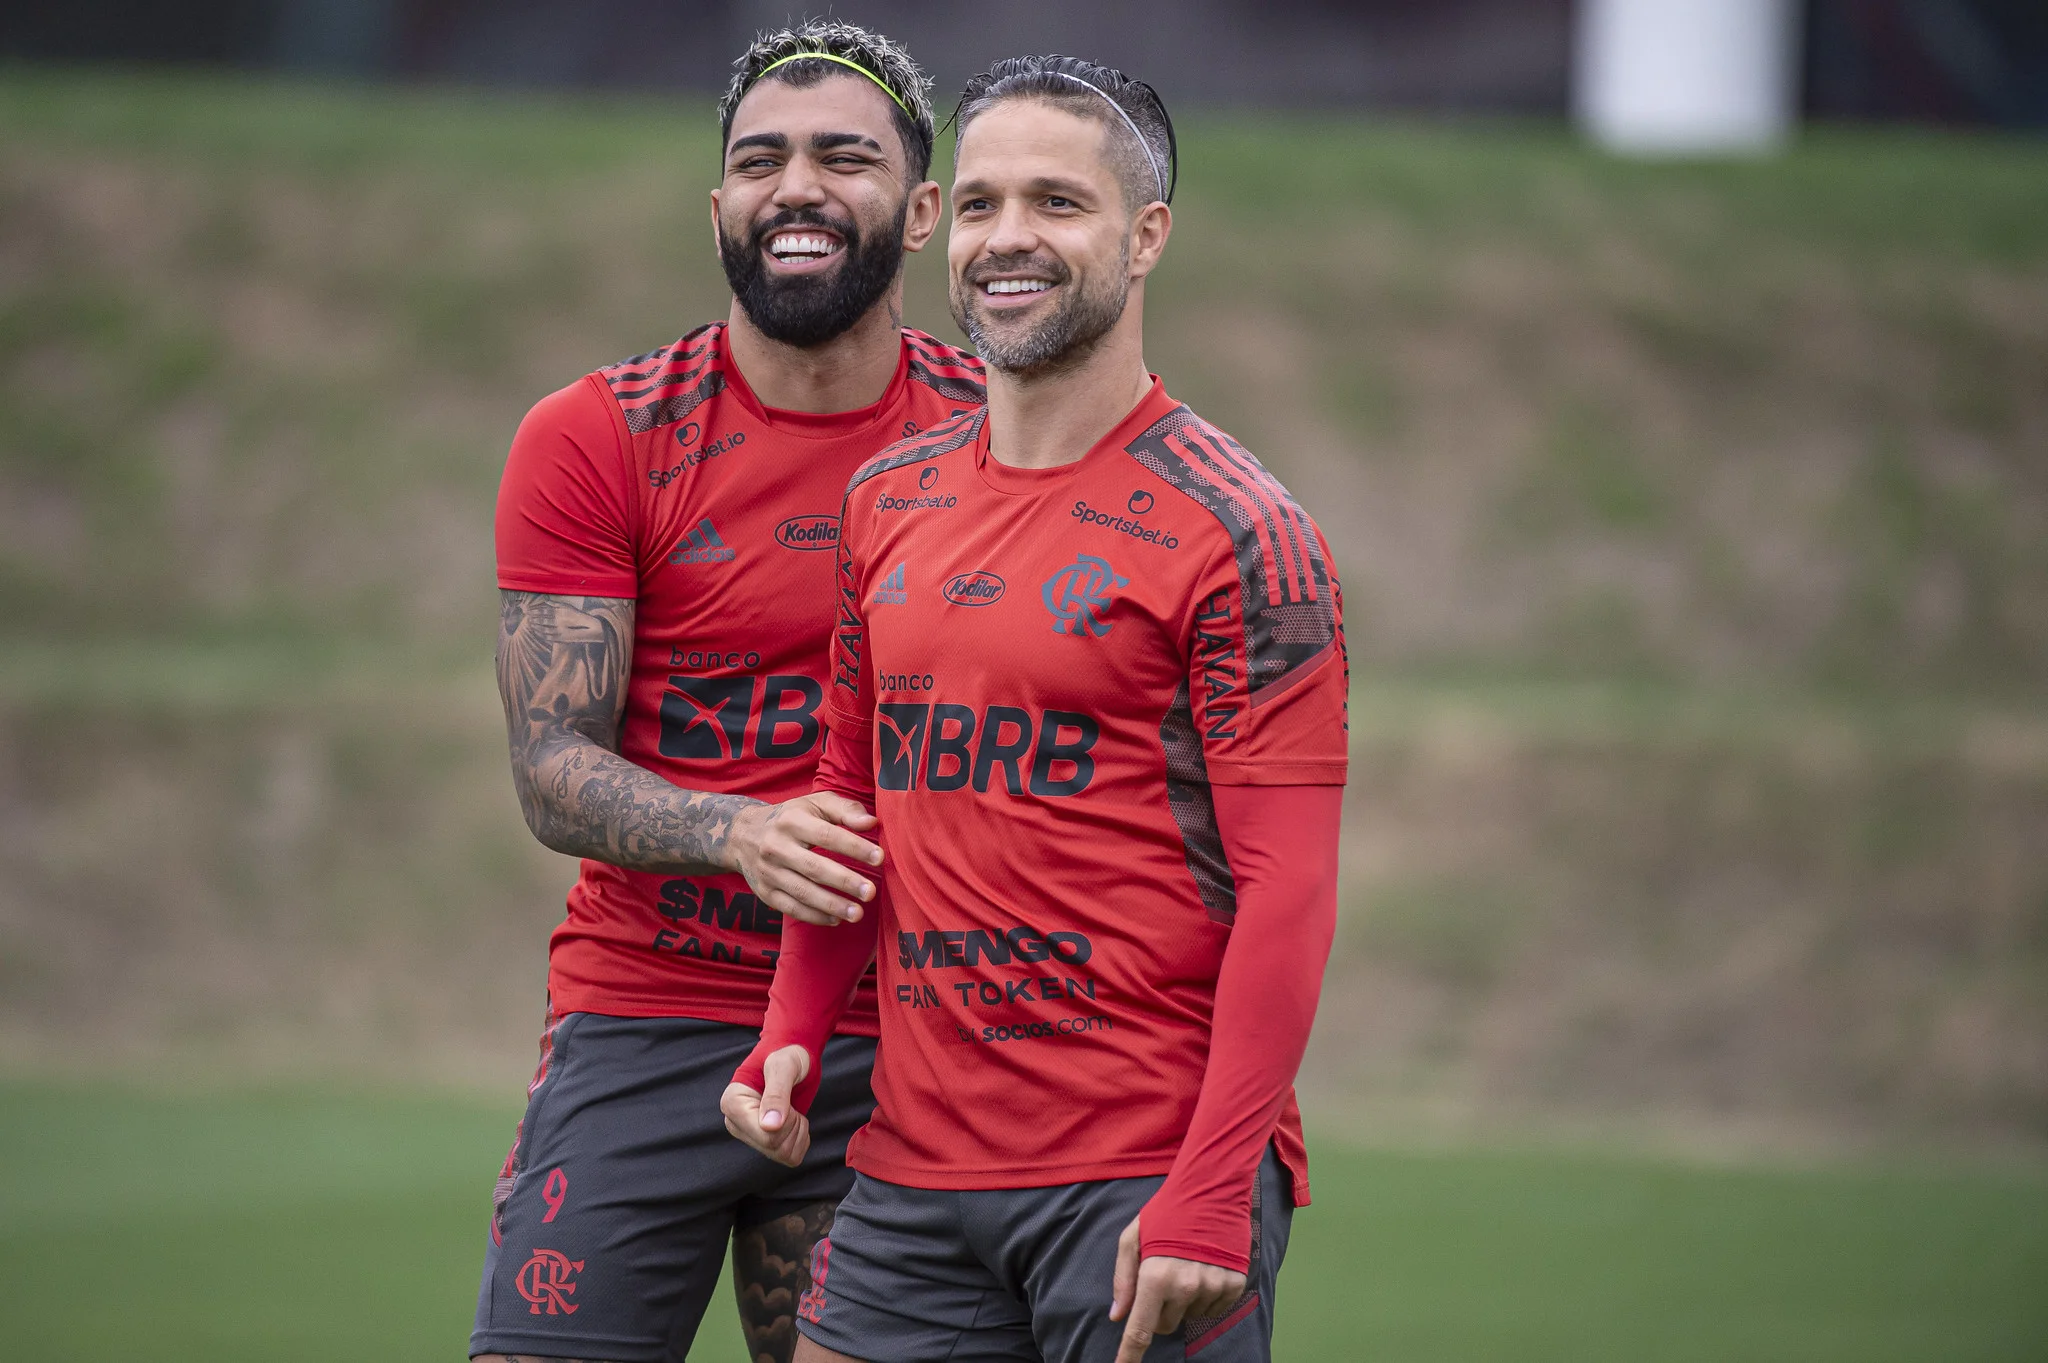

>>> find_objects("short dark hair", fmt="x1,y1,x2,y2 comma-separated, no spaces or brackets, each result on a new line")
720,20,936,183
955,55,1177,212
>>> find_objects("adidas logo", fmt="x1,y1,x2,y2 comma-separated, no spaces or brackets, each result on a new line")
871,561,908,605
668,517,737,565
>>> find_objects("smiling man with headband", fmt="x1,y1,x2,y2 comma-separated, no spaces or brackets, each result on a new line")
724,53,1346,1363
472,20,982,1363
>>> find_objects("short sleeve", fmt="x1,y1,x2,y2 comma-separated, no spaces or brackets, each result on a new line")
823,483,875,741
1187,523,1349,785
495,375,640,597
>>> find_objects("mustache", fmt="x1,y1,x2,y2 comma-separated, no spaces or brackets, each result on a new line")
745,208,860,251
961,253,1072,288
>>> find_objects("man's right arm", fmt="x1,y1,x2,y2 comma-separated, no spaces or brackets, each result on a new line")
496,588,745,872
495,587,878,919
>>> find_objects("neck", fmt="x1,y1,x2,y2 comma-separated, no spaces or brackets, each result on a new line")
984,294,1152,470
724,282,906,413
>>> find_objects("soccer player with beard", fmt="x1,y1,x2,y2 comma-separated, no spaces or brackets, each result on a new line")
723,55,1347,1363
474,22,982,1363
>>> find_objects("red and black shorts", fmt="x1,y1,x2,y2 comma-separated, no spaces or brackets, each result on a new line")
469,1009,877,1362
795,1147,1293,1363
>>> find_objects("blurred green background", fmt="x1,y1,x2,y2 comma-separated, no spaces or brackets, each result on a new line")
1,68,2045,1361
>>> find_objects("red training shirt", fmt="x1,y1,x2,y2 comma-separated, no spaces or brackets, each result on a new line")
769,379,1348,1196
494,321,985,1028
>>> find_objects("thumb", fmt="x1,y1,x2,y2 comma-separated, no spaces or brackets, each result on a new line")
759,1044,811,1131
810,792,878,830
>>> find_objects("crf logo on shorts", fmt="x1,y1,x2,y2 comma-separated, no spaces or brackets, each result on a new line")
797,1237,832,1325
516,1247,585,1315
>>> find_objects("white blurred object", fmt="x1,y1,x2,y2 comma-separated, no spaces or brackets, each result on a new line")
1576,0,1800,154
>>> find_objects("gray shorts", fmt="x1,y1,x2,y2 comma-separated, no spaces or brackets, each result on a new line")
470,1010,877,1362
795,1148,1293,1363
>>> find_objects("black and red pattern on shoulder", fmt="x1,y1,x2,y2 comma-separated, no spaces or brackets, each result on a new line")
1124,405,1338,701
597,322,726,434
901,328,986,406
845,405,985,493
832,409,986,703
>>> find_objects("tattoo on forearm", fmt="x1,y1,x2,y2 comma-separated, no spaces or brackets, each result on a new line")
497,590,756,873
732,1200,837,1363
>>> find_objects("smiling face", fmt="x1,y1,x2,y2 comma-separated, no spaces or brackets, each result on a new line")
947,99,1167,377
714,72,936,348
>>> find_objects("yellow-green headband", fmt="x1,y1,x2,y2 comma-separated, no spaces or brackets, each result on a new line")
751,51,912,119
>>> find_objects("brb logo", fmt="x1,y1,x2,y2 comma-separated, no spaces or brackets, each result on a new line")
1042,554,1127,637
515,1248,584,1315
658,675,822,760
876,703,1098,795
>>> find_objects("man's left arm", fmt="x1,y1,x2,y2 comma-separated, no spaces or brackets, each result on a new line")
1112,525,1349,1362
1108,784,1341,1359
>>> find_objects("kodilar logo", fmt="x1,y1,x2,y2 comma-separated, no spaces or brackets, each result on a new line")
942,570,1005,606
774,514,840,552
1042,554,1127,637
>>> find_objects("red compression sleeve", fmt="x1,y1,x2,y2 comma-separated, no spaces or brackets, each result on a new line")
731,724,881,1112
813,714,877,809
1138,783,1342,1273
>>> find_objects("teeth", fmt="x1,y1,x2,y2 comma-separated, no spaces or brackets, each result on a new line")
769,234,839,258
985,279,1051,295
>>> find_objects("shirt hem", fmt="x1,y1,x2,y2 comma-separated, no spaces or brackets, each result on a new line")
849,1148,1178,1189
544,987,881,1038
497,569,640,597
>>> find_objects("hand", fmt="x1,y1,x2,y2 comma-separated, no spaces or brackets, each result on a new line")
721,1044,813,1167
1108,1213,1247,1363
726,794,882,925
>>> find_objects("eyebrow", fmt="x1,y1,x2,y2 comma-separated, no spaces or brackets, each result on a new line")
728,130,886,159
812,131,886,154
954,174,1099,200
727,132,789,156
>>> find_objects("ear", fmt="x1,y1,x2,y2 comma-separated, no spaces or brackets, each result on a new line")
901,179,943,254
1127,200,1172,280
709,186,725,255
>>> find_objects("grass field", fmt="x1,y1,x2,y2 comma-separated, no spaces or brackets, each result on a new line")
3,1081,2044,1363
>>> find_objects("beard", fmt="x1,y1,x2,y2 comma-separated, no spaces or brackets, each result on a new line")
949,247,1129,378
719,199,908,348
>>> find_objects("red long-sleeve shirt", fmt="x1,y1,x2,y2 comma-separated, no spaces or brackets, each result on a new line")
739,383,1348,1271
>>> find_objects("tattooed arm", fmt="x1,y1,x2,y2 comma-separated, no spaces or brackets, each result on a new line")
496,590,882,918
498,590,741,873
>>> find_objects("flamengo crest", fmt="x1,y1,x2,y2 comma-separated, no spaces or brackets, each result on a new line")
1042,554,1126,637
